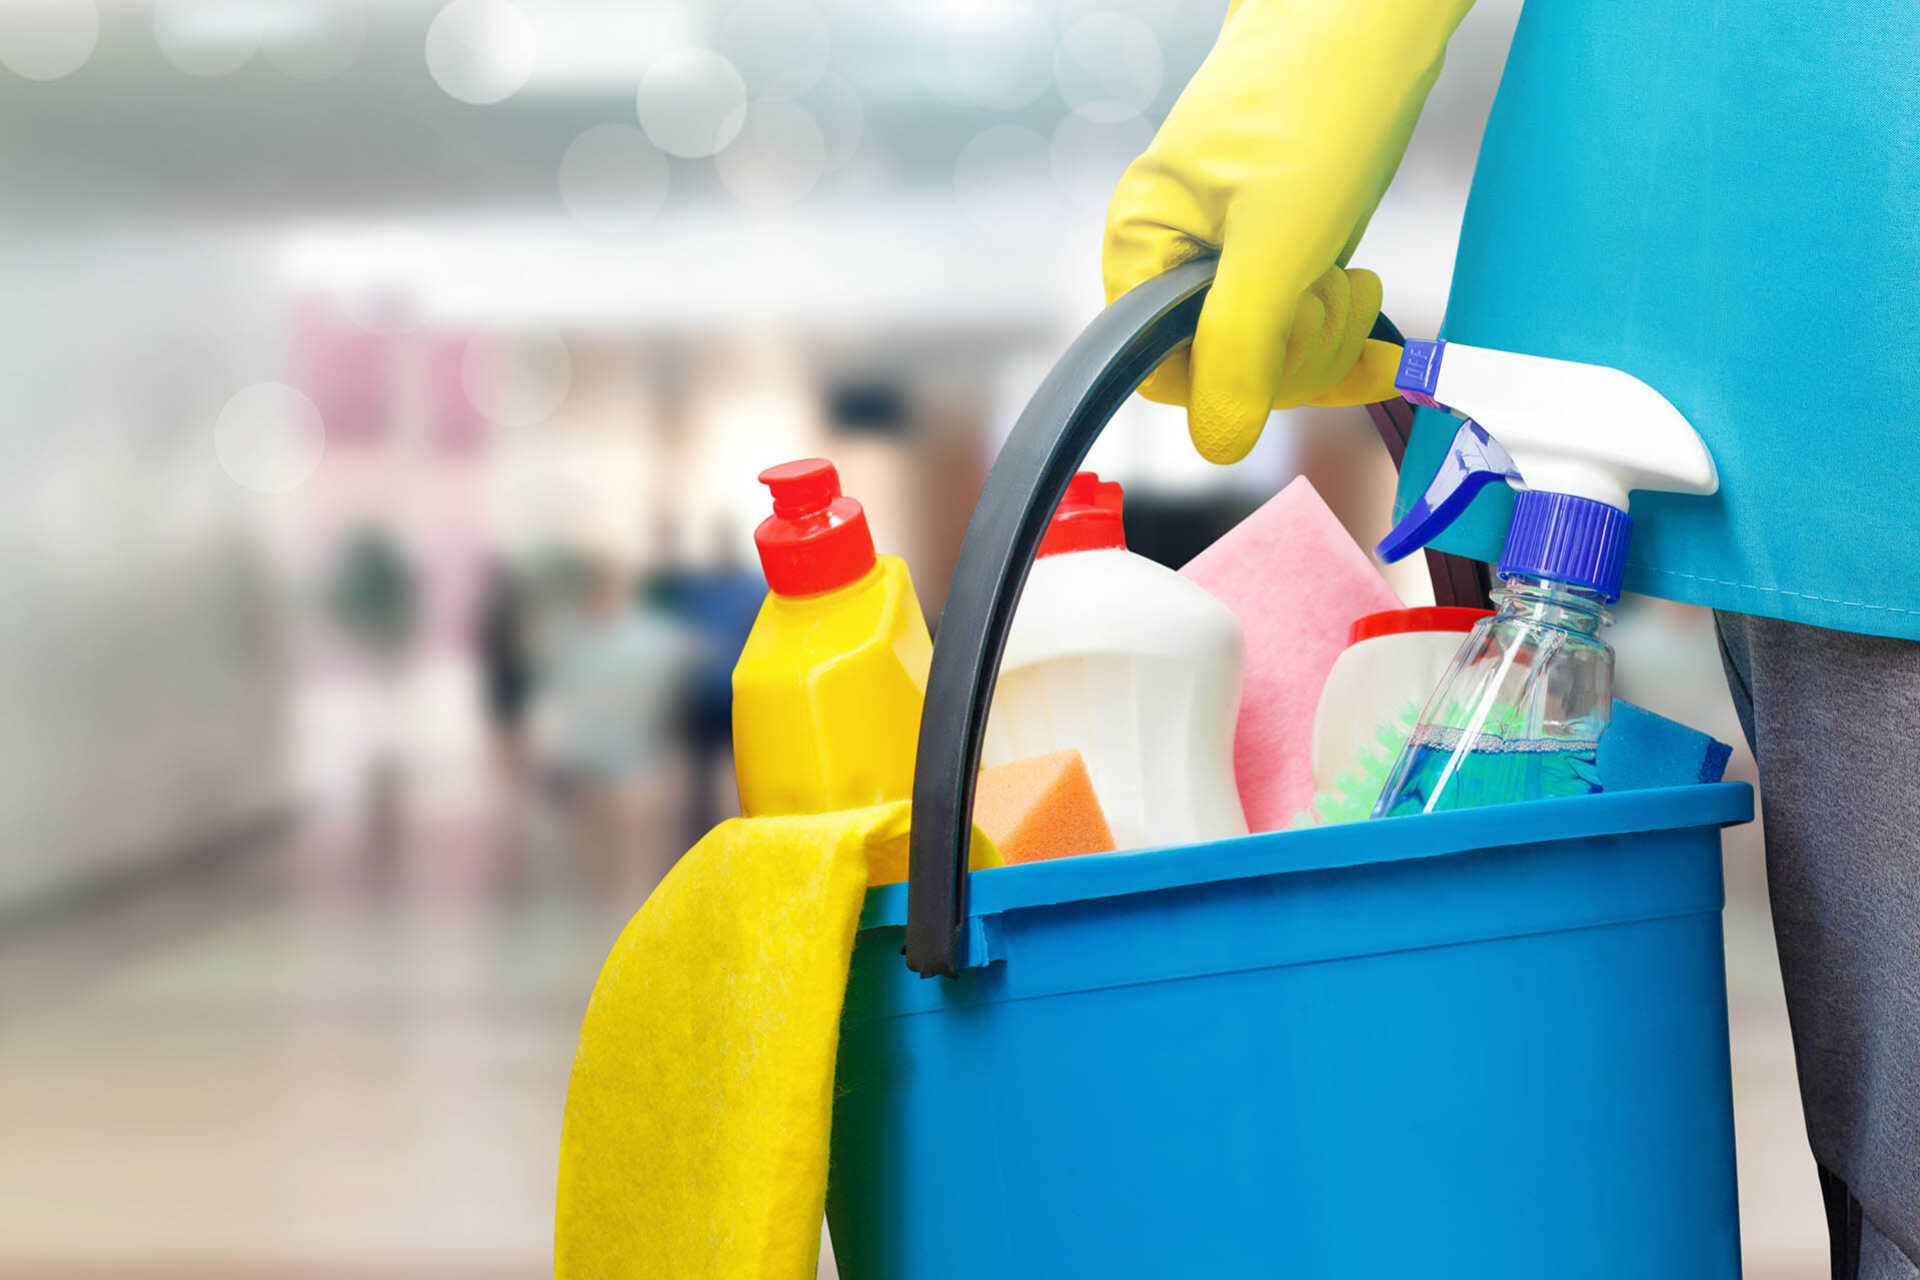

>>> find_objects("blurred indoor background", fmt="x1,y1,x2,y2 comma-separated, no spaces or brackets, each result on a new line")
0,0,1824,1275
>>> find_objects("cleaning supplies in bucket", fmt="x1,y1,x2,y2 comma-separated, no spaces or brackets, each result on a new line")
848,261,1752,1278
1297,605,1491,825
732,458,933,818
1372,341,1719,816
983,471,1247,850
1181,476,1401,831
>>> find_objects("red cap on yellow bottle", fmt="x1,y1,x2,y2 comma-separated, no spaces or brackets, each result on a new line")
754,458,877,596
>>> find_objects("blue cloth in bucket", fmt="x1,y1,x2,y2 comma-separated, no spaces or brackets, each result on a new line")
1599,700,1733,792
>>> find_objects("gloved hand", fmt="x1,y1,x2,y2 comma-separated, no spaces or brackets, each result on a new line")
1104,0,1475,463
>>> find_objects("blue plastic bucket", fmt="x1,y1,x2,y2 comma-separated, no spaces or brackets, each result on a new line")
827,263,1752,1277
829,784,1751,1278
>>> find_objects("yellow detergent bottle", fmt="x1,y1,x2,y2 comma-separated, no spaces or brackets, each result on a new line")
732,458,933,818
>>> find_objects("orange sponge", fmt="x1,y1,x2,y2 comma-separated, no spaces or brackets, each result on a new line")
972,749,1117,865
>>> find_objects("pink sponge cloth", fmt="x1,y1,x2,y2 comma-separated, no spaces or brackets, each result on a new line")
1181,477,1402,832
973,750,1117,865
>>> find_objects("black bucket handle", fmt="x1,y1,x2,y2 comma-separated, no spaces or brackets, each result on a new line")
904,259,1489,976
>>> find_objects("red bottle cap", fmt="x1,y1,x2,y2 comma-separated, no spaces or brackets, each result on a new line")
1037,471,1126,559
1346,605,1493,646
754,458,877,596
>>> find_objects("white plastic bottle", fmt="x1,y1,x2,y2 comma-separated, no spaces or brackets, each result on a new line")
982,472,1248,850
1310,605,1492,792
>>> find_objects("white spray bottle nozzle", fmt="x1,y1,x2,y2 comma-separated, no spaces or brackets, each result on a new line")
1380,340,1719,601
1394,340,1717,509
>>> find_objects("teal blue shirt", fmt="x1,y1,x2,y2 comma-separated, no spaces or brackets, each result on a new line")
1395,0,1920,640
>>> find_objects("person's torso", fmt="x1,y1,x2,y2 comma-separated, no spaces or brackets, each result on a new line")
1397,0,1920,639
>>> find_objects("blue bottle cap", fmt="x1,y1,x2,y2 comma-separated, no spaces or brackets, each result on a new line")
1498,490,1633,602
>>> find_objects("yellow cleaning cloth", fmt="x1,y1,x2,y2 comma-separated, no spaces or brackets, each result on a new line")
554,802,995,1279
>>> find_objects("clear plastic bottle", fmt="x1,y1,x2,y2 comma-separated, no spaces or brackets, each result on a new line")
1373,576,1609,816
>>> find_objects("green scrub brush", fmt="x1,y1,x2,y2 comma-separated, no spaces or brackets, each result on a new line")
1291,701,1422,828
1297,700,1588,825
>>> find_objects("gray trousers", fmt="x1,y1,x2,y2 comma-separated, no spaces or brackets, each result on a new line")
1715,612,1920,1280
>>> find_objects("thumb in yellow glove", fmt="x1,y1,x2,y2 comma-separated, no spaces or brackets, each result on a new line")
1104,0,1476,463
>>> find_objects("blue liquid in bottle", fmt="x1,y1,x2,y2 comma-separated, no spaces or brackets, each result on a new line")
1373,576,1613,819
1379,726,1601,816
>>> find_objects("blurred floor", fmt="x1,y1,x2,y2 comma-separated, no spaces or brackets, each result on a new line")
0,781,636,1279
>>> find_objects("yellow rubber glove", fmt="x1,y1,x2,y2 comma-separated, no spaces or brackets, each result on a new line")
1104,0,1476,463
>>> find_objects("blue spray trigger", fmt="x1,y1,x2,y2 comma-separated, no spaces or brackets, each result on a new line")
1376,419,1522,563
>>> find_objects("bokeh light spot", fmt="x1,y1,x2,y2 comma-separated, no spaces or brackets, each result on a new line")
153,0,261,78
425,0,535,105
559,124,670,235
804,74,863,172
0,0,98,81
214,383,326,494
719,0,828,101
715,101,826,210
636,48,748,159
946,3,1052,112
265,0,367,82
1054,12,1162,123
461,332,572,429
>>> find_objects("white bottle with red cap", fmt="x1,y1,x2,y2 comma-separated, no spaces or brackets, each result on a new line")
983,472,1248,851
1309,606,1493,799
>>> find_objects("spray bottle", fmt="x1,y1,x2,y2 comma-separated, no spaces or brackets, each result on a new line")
1370,340,1719,817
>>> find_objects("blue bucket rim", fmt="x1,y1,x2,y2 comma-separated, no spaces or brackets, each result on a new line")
860,782,1752,932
